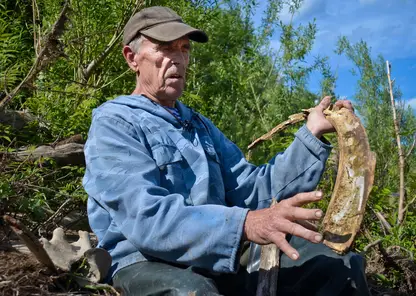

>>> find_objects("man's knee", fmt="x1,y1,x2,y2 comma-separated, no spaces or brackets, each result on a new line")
113,261,220,296
278,236,370,295
173,272,220,296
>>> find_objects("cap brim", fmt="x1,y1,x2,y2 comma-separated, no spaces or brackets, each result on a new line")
140,22,208,43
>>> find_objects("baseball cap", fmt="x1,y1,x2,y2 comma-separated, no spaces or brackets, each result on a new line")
123,6,208,45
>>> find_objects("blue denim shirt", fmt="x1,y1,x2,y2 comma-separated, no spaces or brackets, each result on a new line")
83,95,332,278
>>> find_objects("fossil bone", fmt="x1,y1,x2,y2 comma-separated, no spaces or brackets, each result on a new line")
40,228,92,271
39,227,112,283
248,104,376,294
322,105,376,253
4,217,111,284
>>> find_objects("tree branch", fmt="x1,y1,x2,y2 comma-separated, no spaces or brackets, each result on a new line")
82,0,144,82
405,133,416,160
0,1,70,109
361,238,383,254
375,211,392,234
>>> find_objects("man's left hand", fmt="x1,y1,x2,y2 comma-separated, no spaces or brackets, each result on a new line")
306,96,354,138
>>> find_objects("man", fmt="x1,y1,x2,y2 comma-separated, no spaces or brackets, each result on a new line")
83,6,370,296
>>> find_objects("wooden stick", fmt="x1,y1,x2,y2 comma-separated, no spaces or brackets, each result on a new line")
361,238,383,254
256,199,280,296
375,211,392,234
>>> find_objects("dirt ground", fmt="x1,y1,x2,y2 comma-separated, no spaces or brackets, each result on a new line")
0,250,59,296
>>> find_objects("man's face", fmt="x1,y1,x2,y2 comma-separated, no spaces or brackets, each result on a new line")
133,36,190,104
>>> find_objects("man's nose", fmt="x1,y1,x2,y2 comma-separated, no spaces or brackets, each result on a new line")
170,50,186,65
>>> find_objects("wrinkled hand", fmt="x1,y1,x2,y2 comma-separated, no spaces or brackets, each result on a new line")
243,191,324,260
306,96,354,138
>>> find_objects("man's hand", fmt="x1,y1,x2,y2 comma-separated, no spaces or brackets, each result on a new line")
243,191,324,260
306,96,354,138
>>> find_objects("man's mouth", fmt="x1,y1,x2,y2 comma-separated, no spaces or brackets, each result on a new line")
167,74,183,79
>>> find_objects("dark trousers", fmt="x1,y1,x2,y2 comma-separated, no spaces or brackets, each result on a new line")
113,236,371,296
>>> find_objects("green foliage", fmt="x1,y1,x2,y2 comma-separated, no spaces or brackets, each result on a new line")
0,0,415,292
0,1,34,98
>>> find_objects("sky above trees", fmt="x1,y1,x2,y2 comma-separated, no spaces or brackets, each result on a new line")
253,0,416,111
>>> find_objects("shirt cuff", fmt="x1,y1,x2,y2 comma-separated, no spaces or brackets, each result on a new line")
228,207,250,273
295,125,332,161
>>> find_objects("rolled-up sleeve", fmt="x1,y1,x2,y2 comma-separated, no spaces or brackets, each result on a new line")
83,114,248,273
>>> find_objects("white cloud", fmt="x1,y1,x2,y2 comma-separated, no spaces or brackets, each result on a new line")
405,98,416,111
288,0,416,61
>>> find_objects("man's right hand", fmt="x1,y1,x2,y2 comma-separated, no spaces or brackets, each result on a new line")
243,191,324,260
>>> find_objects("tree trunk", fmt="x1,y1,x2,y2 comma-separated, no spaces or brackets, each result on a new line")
386,61,406,225
4,143,85,166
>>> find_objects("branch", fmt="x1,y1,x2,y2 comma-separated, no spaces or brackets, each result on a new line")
403,195,416,213
82,33,121,82
42,198,72,228
375,211,392,234
405,133,416,160
0,1,70,109
247,109,311,151
386,60,406,225
82,0,144,82
361,238,383,254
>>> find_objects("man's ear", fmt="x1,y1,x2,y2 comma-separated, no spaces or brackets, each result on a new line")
122,45,139,72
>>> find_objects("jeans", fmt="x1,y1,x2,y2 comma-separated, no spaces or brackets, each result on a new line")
112,236,371,296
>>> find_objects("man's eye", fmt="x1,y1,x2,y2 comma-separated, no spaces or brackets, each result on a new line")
157,43,171,51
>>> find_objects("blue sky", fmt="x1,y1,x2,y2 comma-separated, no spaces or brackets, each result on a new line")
253,0,416,111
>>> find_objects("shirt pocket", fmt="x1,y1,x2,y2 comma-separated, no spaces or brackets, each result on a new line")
151,144,183,170
151,144,190,202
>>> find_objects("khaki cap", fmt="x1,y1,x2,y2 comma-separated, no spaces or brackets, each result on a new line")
123,6,208,45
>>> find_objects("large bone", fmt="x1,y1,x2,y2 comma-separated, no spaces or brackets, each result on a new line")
40,228,111,282
322,105,376,253
248,104,376,294
39,228,92,271
4,216,111,284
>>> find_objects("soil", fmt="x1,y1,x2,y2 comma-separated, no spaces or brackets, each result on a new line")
0,250,59,296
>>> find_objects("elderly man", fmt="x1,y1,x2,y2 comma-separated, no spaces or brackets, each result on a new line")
83,6,370,296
